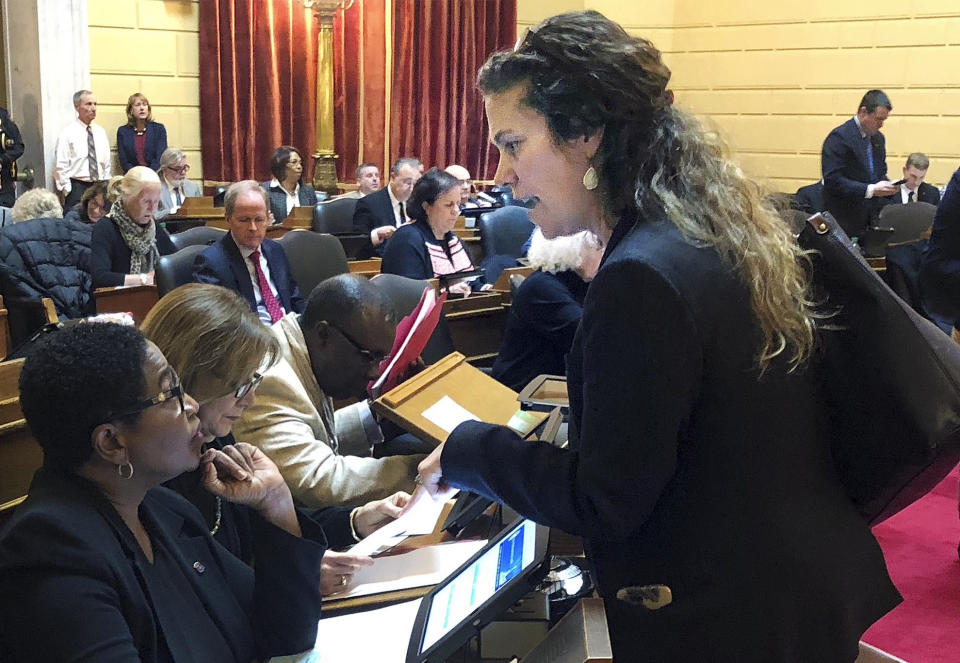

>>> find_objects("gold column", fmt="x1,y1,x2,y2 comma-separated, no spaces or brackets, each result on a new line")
305,0,352,196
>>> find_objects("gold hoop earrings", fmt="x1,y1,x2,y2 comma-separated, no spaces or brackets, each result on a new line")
582,166,599,190
117,462,134,480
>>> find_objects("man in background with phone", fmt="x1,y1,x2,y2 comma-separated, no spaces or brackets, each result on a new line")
822,89,898,238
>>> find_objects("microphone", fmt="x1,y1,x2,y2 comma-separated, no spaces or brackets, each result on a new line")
514,195,540,209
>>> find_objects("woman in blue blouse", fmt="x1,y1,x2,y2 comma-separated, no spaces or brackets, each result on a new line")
381,167,491,296
116,93,168,172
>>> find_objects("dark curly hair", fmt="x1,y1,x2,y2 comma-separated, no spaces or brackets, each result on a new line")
406,167,460,225
478,10,817,371
269,145,304,184
19,323,148,472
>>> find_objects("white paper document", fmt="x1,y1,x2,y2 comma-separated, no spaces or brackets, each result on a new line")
421,395,479,433
335,539,488,600
313,598,423,663
348,485,459,557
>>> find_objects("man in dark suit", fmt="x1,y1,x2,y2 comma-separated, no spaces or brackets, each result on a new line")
193,180,305,324
351,156,422,258
0,107,24,208
822,89,898,238
887,152,941,206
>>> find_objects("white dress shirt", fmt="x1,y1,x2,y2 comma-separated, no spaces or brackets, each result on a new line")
270,178,300,217
53,119,111,193
900,184,918,204
237,241,282,325
369,185,407,243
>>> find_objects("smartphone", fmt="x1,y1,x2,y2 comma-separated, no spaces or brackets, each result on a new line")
891,178,907,186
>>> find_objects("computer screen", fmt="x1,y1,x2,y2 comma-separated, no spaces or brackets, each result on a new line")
419,519,538,653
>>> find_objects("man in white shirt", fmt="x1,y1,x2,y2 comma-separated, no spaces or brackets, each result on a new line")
155,148,202,219
351,157,422,258
193,180,305,324
54,90,111,209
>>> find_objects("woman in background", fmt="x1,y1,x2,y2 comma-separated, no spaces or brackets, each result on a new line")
263,146,318,223
381,167,491,296
63,180,108,224
116,93,168,172
91,166,175,288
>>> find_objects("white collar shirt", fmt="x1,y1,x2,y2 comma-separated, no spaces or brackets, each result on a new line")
270,178,300,218
53,119,112,193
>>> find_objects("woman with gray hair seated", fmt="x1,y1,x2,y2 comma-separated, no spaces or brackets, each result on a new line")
491,228,604,391
91,165,175,288
10,188,63,223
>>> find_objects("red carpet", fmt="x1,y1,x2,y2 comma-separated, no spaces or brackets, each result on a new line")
862,468,960,663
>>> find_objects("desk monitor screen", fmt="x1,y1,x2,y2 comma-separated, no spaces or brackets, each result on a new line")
406,518,550,663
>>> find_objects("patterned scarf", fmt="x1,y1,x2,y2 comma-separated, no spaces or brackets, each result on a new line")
107,200,158,275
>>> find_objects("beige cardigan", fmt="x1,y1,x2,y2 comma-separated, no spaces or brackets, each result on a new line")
232,313,421,508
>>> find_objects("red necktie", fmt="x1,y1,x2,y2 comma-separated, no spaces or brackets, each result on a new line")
250,250,284,323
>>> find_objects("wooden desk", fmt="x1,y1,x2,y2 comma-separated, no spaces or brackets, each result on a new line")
0,358,39,528
443,292,508,366
0,296,11,359
491,265,535,304
286,205,316,229
94,285,160,326
348,258,382,279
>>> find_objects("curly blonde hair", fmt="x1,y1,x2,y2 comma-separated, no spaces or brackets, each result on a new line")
479,10,816,370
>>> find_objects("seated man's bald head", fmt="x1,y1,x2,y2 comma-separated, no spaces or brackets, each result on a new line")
301,274,390,331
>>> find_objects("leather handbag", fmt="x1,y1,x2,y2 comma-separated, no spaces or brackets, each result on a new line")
799,212,960,525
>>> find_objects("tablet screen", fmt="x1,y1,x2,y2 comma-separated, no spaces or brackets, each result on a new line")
419,519,538,652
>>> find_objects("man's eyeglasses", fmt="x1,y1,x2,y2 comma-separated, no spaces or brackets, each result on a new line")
234,373,263,400
324,321,387,366
166,164,190,174
110,383,185,421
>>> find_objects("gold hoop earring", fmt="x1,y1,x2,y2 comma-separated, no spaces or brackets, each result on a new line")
117,462,134,480
582,166,598,191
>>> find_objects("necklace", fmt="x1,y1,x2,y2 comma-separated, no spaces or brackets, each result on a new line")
209,495,223,536
134,127,146,136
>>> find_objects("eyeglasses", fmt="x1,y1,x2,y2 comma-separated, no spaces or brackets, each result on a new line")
110,382,185,421
166,164,190,174
324,321,387,366
233,372,263,400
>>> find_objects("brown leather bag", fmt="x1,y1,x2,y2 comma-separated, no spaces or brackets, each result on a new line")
800,212,960,525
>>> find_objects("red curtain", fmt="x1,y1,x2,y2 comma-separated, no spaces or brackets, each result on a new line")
198,1,317,183
390,0,516,180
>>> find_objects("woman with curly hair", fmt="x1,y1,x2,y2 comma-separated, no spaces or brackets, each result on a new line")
418,11,899,662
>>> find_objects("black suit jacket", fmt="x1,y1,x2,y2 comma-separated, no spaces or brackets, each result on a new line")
897,181,941,206
90,216,176,288
921,168,960,324
822,117,888,237
0,107,24,206
0,468,324,662
263,182,318,223
116,122,168,172
352,187,399,258
442,216,899,661
192,231,305,317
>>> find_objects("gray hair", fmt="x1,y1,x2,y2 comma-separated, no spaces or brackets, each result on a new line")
526,228,602,274
390,157,422,176
117,166,161,204
905,152,930,171
11,189,63,222
159,148,187,170
73,90,92,107
224,180,269,219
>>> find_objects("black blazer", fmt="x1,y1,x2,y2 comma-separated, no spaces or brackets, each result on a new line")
352,187,398,258
900,181,941,206
441,216,899,661
90,216,176,288
262,182,318,223
491,269,588,391
921,168,960,325
0,468,324,662
822,118,888,237
116,122,168,172
192,231,305,317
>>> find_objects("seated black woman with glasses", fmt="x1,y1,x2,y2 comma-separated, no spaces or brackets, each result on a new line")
0,323,327,662
143,283,413,596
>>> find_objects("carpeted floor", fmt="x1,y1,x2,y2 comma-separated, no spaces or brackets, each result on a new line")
862,468,960,663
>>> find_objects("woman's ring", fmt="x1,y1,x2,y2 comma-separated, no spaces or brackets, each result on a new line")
414,474,423,485
339,575,348,586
